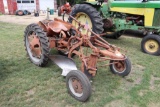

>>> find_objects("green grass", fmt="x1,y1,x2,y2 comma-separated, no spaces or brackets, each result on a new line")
0,21,160,107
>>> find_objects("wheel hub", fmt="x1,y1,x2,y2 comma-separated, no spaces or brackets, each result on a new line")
103,19,113,29
114,61,126,73
72,78,83,94
72,12,92,36
145,39,159,53
149,43,155,49
28,32,42,58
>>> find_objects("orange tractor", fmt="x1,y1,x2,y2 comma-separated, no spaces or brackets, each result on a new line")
24,15,132,102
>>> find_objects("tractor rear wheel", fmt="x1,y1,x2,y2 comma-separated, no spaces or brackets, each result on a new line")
24,23,50,67
66,70,91,102
69,4,103,36
141,34,160,56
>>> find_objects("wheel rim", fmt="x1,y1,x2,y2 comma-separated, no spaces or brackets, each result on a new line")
26,31,42,62
68,77,83,97
72,12,92,36
145,39,159,53
112,61,126,73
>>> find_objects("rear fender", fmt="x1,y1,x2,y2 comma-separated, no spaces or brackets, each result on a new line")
38,20,55,37
38,20,53,32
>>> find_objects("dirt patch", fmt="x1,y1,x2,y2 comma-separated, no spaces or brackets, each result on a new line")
104,99,138,107
120,64,145,91
138,90,148,97
0,13,68,25
25,88,36,96
150,75,160,90
104,100,126,107
148,102,160,107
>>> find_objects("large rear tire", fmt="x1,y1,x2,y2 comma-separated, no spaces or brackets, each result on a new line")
141,34,160,56
68,4,103,35
66,70,91,102
24,23,50,67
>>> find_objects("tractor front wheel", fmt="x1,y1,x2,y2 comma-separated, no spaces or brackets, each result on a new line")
66,70,91,102
24,23,50,67
141,34,160,56
109,57,131,77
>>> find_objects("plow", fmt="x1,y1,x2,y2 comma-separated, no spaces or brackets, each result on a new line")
24,15,131,101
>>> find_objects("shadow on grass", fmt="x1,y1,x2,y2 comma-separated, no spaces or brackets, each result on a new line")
0,58,17,80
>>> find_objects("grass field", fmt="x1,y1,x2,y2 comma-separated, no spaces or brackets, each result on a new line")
0,21,160,107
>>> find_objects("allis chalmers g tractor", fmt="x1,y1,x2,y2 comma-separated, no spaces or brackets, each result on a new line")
69,0,160,56
24,15,131,101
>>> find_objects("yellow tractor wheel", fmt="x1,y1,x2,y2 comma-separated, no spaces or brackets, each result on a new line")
69,4,103,36
141,34,160,56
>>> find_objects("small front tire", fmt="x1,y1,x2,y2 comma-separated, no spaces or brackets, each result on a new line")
66,70,91,102
109,57,131,77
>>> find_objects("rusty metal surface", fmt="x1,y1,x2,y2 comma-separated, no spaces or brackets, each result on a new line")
71,78,83,94
28,32,41,58
36,15,128,77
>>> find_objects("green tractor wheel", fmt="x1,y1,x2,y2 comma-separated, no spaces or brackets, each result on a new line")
69,4,104,36
141,34,160,56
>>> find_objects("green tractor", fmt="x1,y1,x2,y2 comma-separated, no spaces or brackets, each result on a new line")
69,0,160,55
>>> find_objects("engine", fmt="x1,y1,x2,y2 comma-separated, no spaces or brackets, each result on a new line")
113,12,144,26
126,15,144,26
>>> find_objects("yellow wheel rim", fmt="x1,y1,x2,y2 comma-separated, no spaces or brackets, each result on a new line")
72,12,92,36
145,39,159,53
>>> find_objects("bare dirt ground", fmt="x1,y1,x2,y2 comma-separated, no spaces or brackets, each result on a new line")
0,13,141,37
0,12,67,25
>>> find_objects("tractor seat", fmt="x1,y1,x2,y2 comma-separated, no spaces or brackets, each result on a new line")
48,18,73,33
